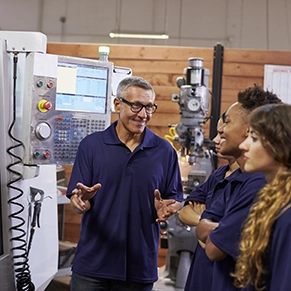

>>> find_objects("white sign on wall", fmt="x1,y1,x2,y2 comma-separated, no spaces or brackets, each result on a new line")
264,64,291,104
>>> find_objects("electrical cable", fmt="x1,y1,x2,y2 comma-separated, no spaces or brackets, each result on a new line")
164,126,179,151
6,52,35,291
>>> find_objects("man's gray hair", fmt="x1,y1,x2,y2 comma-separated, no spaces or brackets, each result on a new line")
116,76,155,99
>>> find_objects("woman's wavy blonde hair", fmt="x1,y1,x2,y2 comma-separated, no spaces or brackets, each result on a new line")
232,103,291,290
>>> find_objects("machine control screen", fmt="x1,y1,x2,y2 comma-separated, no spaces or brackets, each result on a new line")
56,61,109,114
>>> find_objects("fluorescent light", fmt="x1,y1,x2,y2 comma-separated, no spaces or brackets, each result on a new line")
109,32,169,40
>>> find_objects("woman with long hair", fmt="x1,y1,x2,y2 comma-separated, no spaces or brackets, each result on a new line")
233,103,291,291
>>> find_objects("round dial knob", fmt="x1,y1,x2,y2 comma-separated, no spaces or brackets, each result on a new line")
35,123,51,140
188,99,201,112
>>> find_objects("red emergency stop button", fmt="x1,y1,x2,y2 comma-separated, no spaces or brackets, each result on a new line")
38,99,52,112
43,101,52,110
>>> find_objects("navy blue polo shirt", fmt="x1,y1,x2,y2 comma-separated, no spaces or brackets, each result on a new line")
185,164,229,205
243,206,291,291
67,121,183,283
184,165,241,291
264,207,291,290
202,171,266,291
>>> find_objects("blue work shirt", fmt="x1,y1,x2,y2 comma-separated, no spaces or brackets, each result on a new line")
202,171,266,291
185,164,232,206
243,206,291,291
184,164,241,291
67,121,183,283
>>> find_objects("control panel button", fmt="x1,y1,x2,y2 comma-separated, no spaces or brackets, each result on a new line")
33,151,40,158
36,80,43,87
43,101,52,110
38,99,52,112
47,81,54,89
43,151,51,159
35,122,51,139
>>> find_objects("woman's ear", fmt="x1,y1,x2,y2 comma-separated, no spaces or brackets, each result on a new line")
245,127,250,137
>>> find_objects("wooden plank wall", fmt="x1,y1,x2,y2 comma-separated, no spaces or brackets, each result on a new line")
47,43,215,139
47,43,291,251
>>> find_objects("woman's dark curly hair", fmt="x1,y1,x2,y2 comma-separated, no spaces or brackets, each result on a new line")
237,85,282,112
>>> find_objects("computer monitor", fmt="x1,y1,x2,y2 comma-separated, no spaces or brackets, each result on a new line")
56,57,110,114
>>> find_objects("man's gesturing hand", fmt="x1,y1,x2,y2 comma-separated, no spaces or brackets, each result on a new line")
154,189,180,222
70,183,101,214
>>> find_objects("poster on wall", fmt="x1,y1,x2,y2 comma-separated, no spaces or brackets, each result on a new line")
264,64,291,105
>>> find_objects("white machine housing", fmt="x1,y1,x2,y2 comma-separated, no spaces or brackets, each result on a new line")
0,31,116,291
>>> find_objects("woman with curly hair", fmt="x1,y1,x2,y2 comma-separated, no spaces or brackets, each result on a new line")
233,103,291,291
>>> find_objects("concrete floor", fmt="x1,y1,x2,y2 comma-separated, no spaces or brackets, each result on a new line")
153,265,184,291
45,276,70,291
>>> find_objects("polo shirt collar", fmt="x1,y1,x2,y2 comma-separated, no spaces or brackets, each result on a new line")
104,120,158,149
232,168,265,182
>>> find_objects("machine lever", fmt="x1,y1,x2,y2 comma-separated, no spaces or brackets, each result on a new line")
31,202,42,228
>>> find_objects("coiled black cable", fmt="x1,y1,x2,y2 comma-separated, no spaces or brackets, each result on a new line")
6,52,35,291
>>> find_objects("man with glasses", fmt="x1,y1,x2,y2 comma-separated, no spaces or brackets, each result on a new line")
67,76,183,291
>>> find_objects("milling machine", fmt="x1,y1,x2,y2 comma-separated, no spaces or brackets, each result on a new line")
160,58,214,289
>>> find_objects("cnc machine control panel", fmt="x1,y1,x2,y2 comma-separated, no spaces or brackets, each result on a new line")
22,54,113,165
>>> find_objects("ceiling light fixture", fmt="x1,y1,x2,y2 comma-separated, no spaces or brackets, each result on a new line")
109,32,169,40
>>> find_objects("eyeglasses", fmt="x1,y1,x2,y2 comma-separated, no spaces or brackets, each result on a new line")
118,97,158,114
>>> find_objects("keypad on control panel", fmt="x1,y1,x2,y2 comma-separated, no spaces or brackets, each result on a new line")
53,118,107,162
